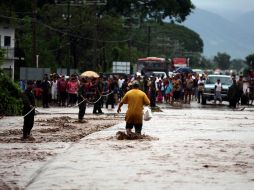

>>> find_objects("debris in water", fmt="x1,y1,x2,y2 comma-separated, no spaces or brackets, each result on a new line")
116,131,159,141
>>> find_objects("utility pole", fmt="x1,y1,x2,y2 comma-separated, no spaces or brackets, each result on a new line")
147,25,151,57
55,0,107,73
92,5,98,71
32,0,37,67
67,0,71,76
55,0,82,75
128,37,132,63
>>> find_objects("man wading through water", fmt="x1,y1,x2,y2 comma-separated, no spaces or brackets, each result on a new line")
78,78,88,122
21,81,35,141
117,80,150,136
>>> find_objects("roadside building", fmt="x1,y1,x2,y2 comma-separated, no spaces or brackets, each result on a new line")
0,25,15,80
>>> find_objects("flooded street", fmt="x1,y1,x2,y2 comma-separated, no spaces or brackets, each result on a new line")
1,0,254,188
1,103,254,190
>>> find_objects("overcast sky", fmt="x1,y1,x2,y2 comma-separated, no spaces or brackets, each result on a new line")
192,0,254,12
191,0,254,19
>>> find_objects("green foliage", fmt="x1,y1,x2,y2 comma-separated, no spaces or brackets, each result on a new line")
214,52,231,70
246,53,254,70
102,0,194,23
189,55,216,70
0,49,4,66
200,57,215,69
1,48,22,116
131,22,203,60
0,71,22,116
230,59,247,71
0,1,201,73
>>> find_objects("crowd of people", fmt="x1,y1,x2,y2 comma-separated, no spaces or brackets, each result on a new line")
19,71,254,112
20,71,254,140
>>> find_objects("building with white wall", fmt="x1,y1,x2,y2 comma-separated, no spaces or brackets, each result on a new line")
0,25,15,80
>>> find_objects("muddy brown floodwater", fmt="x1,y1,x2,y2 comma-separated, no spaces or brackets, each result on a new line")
0,113,123,189
1,104,254,190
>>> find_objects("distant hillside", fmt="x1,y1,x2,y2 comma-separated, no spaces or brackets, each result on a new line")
175,9,254,59
235,10,254,35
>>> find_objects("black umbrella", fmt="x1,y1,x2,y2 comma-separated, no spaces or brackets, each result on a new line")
174,67,193,74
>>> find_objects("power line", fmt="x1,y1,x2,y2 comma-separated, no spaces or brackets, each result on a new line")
0,14,130,43
47,42,70,52
0,14,27,21
32,0,37,67
38,21,129,43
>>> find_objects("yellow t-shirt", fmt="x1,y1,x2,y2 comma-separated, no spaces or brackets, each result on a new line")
121,89,150,124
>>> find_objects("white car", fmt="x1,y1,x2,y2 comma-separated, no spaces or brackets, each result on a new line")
145,71,167,79
193,69,205,76
168,71,174,77
202,75,233,104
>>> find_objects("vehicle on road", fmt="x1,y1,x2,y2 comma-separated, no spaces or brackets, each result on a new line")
144,71,167,79
192,69,205,76
172,57,188,68
202,75,233,105
136,57,170,75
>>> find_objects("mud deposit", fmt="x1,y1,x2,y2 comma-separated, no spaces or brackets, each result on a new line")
0,115,122,143
116,131,159,141
1,104,254,190
0,114,122,189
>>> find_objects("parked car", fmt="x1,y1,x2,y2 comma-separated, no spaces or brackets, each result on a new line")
145,71,167,79
202,75,233,105
103,73,128,79
192,69,205,76
168,71,174,77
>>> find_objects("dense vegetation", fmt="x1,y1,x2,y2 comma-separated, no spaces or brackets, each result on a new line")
0,49,22,116
1,1,252,73
0,0,204,72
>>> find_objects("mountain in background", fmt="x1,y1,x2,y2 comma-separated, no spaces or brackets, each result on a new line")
234,10,254,35
177,9,254,59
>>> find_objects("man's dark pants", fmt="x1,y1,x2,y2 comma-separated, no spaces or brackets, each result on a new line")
23,110,35,138
78,100,86,120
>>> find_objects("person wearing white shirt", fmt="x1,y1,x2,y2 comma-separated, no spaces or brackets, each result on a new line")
51,78,58,105
214,79,222,104
197,76,205,103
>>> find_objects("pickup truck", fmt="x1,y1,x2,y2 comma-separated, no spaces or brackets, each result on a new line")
202,75,233,105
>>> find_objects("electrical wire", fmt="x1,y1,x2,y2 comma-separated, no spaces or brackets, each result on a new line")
47,42,70,52
0,14,130,44
38,21,130,43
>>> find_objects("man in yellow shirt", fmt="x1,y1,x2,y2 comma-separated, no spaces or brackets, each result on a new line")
117,80,150,135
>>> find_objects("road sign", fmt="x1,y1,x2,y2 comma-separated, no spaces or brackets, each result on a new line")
112,62,130,74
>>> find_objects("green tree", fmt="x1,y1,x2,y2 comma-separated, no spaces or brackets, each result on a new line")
132,22,203,59
230,59,247,71
188,53,201,68
214,52,231,70
0,0,200,73
0,49,22,116
0,49,4,65
200,57,215,70
246,53,254,70
102,0,194,23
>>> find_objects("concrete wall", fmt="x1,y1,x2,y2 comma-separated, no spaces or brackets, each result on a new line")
0,25,15,80
0,26,15,48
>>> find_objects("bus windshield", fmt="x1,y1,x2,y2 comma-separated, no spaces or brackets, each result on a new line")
137,57,168,74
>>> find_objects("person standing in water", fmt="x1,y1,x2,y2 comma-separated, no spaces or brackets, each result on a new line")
22,81,36,140
117,80,150,136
